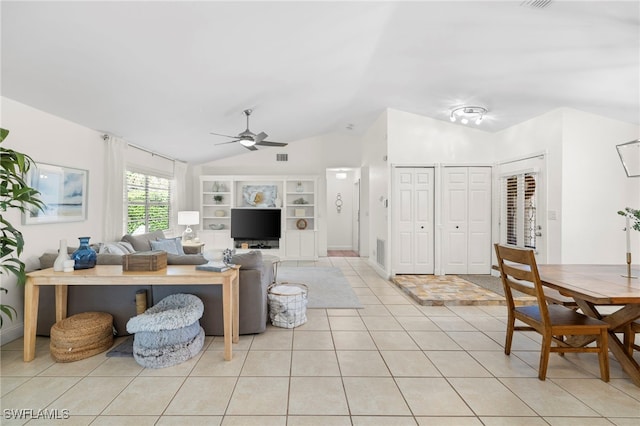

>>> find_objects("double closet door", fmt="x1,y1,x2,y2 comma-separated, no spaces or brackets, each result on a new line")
392,167,435,274
392,166,491,275
443,167,492,274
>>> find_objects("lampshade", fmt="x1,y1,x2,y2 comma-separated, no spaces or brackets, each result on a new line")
178,211,199,225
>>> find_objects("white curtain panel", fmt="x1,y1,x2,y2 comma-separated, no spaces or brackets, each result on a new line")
172,161,189,233
103,135,127,241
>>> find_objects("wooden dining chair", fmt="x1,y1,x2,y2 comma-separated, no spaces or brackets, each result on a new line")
494,244,610,381
623,320,640,355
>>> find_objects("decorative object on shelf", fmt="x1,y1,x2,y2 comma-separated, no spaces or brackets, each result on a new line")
53,239,70,272
275,196,282,208
295,208,306,217
292,197,308,205
218,183,227,192
296,218,308,230
213,195,223,204
296,181,304,192
618,207,639,278
178,210,200,242
212,181,220,192
214,209,226,217
23,162,88,224
616,139,640,177
449,105,488,125
242,184,277,207
335,193,343,213
72,237,97,270
209,223,225,230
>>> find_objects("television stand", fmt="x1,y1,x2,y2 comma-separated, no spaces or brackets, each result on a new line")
234,239,280,250
249,244,272,249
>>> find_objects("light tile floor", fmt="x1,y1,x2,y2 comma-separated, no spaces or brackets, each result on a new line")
1,257,640,425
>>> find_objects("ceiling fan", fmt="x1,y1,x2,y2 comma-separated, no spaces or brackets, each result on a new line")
210,109,288,151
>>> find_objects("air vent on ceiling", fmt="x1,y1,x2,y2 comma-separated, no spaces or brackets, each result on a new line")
520,0,553,8
276,153,288,162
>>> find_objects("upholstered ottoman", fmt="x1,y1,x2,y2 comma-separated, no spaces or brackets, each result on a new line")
50,312,114,362
126,293,205,368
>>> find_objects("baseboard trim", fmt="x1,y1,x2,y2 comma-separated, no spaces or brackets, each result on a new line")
327,246,353,251
367,258,390,280
0,321,24,346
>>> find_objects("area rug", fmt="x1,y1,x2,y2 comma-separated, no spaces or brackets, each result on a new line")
106,336,134,357
276,267,363,309
391,274,535,306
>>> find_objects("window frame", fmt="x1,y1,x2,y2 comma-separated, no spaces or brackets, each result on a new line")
125,168,173,235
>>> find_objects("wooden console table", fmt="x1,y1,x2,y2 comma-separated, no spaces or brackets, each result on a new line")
24,265,239,362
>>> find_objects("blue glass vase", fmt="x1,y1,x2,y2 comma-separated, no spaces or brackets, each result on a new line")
72,237,97,270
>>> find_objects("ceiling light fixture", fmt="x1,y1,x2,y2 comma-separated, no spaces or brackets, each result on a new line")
449,106,488,125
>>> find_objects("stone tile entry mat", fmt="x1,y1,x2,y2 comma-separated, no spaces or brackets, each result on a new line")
391,274,536,306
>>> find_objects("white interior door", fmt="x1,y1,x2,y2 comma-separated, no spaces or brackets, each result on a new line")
393,167,434,274
444,167,491,274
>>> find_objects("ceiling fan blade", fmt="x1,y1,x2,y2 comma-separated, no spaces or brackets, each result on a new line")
255,141,288,147
254,131,268,144
210,131,239,138
244,145,258,151
214,139,242,146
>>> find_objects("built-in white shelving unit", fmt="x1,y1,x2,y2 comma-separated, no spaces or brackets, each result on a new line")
199,175,318,260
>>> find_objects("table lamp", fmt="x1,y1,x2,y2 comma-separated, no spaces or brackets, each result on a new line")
178,211,199,242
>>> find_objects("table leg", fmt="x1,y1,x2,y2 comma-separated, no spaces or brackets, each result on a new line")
571,300,640,385
222,276,233,361
232,268,239,343
23,281,39,362
55,285,68,322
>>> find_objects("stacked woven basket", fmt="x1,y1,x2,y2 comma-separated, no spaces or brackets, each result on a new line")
50,312,114,362
126,293,205,369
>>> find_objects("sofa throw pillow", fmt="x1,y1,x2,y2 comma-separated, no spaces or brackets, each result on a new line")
150,239,181,255
121,230,165,252
159,237,185,255
99,241,136,255
230,250,263,270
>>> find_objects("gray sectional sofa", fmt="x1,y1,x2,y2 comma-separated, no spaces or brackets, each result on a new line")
37,231,273,337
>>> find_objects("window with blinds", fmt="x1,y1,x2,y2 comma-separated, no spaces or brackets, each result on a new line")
501,172,537,249
125,170,171,235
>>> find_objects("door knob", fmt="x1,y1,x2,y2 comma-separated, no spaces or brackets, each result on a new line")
420,226,424,229
535,231,542,237
455,226,459,229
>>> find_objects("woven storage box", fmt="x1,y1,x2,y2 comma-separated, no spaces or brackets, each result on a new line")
123,250,167,271
50,312,113,362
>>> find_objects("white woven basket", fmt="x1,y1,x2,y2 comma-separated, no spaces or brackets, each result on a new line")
267,282,308,328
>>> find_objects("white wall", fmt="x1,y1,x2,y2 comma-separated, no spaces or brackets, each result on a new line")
493,109,564,263
561,109,640,263
387,109,495,164
361,110,389,272
1,97,105,343
326,169,355,250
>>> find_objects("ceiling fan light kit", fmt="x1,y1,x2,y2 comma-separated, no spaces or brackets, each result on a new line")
210,109,288,151
449,105,488,125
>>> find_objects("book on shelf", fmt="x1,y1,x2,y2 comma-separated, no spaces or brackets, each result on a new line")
195,261,235,272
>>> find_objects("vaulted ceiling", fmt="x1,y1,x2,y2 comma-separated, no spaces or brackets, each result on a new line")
2,1,638,163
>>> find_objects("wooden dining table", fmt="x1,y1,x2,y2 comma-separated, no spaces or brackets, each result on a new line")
535,264,640,386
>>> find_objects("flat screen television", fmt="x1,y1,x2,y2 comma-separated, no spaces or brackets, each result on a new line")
231,208,281,240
